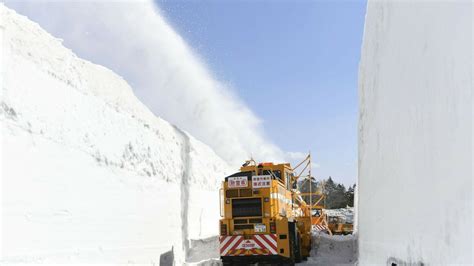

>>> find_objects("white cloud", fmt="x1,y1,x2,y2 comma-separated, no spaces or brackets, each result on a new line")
6,0,286,167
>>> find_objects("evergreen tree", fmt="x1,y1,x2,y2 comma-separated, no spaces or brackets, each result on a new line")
324,177,337,208
298,177,321,204
345,184,356,207
332,183,347,208
298,176,356,209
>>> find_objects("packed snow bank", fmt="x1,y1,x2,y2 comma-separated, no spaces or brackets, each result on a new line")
185,237,220,266
358,0,472,265
301,232,357,266
1,5,232,264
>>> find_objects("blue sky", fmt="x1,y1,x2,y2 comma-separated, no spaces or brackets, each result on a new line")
156,0,367,186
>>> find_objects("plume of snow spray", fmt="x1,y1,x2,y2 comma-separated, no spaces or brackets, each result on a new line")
6,0,286,166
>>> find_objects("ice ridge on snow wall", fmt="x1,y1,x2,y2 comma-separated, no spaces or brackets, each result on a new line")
0,5,231,264
358,0,472,264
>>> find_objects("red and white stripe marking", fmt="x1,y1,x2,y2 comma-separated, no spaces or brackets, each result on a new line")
220,234,278,256
313,224,327,231
220,235,244,256
253,234,277,255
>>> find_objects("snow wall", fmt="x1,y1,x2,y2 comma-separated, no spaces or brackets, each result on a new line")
0,5,232,264
358,1,472,265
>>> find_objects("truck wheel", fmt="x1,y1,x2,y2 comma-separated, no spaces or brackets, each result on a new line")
294,233,302,263
288,222,296,264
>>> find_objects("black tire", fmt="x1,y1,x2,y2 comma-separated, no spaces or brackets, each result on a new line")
288,222,296,264
294,233,302,263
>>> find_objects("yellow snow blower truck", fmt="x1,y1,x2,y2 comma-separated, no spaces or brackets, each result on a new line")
327,215,354,235
219,155,318,265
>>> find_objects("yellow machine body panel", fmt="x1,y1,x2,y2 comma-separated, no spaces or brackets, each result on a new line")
327,216,354,235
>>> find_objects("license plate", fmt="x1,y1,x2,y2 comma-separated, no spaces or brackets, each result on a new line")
254,224,266,233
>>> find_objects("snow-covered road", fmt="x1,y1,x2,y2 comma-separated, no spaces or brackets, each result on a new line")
301,233,357,266
181,233,357,266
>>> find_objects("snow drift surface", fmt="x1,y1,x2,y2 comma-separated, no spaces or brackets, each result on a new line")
358,1,472,264
0,5,232,264
302,232,357,266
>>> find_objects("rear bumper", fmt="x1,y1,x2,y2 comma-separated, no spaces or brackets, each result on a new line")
219,234,278,257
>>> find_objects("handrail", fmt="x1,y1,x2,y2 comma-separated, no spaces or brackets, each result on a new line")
219,188,224,217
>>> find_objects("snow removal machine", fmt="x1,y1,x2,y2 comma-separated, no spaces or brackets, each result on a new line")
219,154,326,265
